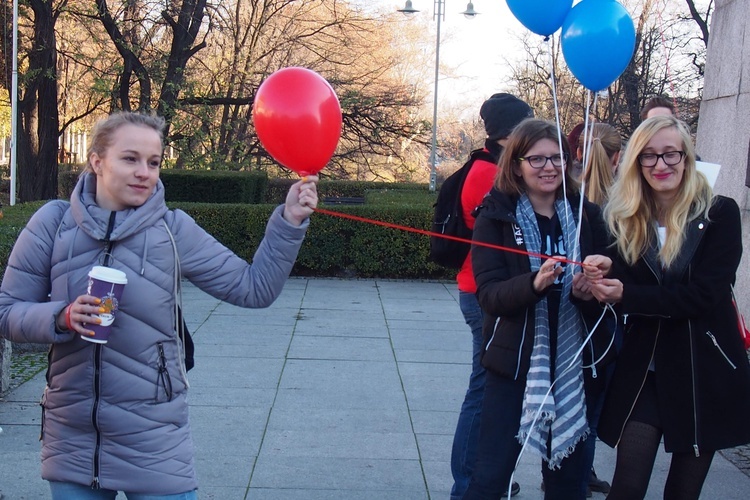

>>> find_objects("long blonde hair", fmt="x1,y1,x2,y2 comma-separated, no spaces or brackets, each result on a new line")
604,116,713,267
582,123,621,206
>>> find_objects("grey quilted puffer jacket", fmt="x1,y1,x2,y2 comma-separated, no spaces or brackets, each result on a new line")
0,173,309,494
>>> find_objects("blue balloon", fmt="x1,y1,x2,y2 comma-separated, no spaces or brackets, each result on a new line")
506,0,573,37
561,0,636,91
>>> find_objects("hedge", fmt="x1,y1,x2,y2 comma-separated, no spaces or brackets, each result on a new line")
0,201,455,282
59,169,269,204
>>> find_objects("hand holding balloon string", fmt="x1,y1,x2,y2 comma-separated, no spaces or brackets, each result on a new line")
283,175,319,226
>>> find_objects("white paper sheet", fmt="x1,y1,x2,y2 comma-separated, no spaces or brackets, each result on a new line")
695,161,721,188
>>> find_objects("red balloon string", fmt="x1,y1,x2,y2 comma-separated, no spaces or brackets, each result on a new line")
314,207,585,267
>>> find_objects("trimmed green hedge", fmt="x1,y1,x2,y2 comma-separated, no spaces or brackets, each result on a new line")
59,170,428,206
59,170,269,204
160,170,268,204
0,200,455,281
264,178,429,205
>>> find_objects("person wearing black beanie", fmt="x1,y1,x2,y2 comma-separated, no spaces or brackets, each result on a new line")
450,93,533,500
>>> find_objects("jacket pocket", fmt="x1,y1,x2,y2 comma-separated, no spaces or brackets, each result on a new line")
705,331,737,370
39,392,47,441
154,341,174,402
481,316,527,380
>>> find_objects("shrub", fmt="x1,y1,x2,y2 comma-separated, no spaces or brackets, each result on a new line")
0,200,454,281
160,170,268,204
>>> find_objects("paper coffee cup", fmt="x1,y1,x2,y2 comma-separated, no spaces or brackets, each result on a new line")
83,266,128,344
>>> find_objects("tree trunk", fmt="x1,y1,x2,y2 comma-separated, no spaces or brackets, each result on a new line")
17,0,60,202
157,0,208,138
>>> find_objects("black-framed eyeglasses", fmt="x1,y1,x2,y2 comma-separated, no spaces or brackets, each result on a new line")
517,154,568,169
638,151,685,168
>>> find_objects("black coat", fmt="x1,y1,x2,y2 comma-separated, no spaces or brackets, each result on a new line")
598,195,750,454
471,189,614,387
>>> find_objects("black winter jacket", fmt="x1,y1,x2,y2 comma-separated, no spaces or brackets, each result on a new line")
598,195,750,454
471,189,614,386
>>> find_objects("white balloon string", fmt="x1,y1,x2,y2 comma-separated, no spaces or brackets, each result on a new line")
576,91,597,253
511,301,614,490
547,36,578,269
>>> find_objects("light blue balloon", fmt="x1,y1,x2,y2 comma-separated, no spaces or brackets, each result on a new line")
506,0,574,37
561,0,637,91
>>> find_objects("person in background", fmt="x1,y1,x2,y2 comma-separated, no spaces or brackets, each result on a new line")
451,93,533,500
574,121,623,497
0,111,318,499
582,115,750,499
463,119,613,500
581,123,622,207
640,95,675,121
566,122,586,180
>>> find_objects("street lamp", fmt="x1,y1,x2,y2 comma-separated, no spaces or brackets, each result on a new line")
398,1,479,192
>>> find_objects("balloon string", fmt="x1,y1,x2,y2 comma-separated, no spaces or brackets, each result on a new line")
547,35,580,268
314,207,585,267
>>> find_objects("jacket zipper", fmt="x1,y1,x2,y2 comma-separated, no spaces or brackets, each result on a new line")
689,320,700,457
90,343,103,489
615,255,663,449
514,310,529,381
614,321,660,449
589,340,597,379
705,331,737,369
156,342,174,402
91,211,116,488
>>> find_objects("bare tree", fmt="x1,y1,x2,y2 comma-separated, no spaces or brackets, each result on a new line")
170,1,430,180
503,0,712,139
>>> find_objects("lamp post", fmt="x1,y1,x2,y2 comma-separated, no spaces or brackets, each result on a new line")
398,1,478,192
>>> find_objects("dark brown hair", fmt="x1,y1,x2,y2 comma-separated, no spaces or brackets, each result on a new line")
495,118,579,197
640,96,675,121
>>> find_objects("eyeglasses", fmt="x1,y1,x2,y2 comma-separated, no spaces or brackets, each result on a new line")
637,151,685,168
517,154,568,169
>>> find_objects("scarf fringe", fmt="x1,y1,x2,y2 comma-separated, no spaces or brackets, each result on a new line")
542,429,590,470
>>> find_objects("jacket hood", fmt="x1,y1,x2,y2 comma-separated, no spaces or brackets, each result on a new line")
70,173,169,241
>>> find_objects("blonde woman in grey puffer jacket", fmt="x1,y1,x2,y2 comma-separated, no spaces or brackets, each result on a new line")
0,112,319,499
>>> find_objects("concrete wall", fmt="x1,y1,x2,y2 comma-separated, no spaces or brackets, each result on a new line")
695,0,750,318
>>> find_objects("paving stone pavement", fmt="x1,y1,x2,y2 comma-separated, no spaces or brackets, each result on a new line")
1,278,749,499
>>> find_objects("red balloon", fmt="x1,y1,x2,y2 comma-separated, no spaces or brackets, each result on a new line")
253,67,342,176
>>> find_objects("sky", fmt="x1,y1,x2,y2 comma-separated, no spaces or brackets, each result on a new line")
362,1,533,114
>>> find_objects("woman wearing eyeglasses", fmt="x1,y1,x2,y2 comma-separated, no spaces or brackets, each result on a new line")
581,115,750,499
463,119,613,500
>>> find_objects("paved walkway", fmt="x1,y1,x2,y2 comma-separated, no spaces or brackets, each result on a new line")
1,278,749,499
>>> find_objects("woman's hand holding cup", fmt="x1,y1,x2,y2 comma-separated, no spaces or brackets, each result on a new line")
58,295,103,337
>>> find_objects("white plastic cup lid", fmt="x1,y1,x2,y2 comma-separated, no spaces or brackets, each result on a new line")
89,266,128,285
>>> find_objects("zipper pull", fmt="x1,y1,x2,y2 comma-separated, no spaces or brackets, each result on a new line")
91,477,101,489
590,343,597,378
693,444,700,457
706,331,718,347
623,313,628,325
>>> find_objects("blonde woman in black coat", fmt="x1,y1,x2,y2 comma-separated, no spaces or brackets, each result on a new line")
582,115,750,499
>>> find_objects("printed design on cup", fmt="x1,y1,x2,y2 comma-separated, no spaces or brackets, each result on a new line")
87,279,120,326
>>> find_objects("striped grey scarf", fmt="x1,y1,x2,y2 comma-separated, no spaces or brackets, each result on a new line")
515,194,589,469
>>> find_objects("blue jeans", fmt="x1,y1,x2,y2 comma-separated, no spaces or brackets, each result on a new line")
462,370,590,500
49,481,198,500
451,292,486,500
